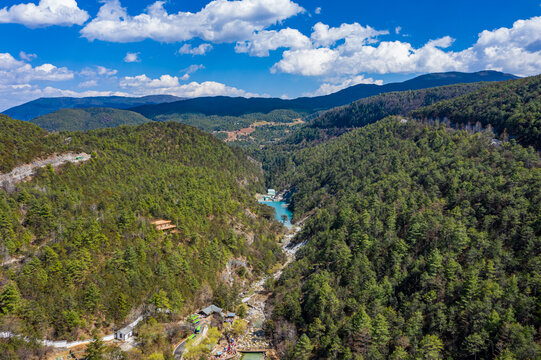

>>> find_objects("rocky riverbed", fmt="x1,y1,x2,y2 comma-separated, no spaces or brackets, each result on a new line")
238,225,305,354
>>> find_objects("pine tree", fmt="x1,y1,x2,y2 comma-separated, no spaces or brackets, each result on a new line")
0,283,21,314
371,313,390,348
293,334,313,360
419,334,443,359
85,329,105,360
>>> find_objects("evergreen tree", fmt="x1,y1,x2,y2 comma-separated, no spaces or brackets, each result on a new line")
293,334,313,360
0,283,21,314
85,329,105,360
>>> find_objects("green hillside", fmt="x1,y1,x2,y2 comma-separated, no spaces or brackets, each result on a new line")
30,107,152,132
309,83,487,130
412,75,541,149
0,117,283,341
268,118,541,359
0,114,62,173
255,83,490,190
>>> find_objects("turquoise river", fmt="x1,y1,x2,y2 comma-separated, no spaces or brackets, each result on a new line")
258,201,293,228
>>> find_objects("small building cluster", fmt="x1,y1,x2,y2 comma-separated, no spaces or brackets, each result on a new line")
198,304,236,322
262,189,276,201
151,219,179,234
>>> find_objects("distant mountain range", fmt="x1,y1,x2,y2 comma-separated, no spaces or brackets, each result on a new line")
2,71,517,123
2,95,182,121
130,71,518,118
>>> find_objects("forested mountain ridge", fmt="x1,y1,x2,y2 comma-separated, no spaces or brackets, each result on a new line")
2,95,182,121
130,71,516,119
30,107,152,132
0,116,284,342
411,74,541,149
0,114,62,173
258,74,540,191
255,83,491,190
308,83,488,130
267,118,541,359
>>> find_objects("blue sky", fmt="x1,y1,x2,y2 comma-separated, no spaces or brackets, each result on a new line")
0,0,540,110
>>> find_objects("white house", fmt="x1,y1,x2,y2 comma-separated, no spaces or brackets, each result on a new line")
114,326,133,341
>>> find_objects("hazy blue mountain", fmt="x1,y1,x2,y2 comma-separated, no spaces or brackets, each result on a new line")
2,95,182,121
131,71,518,118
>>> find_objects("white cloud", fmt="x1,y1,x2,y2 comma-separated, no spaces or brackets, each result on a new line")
311,22,388,47
78,79,98,88
463,16,541,76
395,26,401,35
0,52,74,84
180,64,205,80
271,47,337,76
235,28,311,56
0,52,87,110
0,0,89,27
305,75,383,96
271,16,541,78
178,44,213,56
80,65,118,77
273,38,462,76
81,0,304,43
236,21,388,60
314,7,321,15
119,73,259,98
19,51,37,61
124,52,141,62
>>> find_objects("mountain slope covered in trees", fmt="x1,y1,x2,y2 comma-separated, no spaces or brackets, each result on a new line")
30,107,152,132
130,71,516,118
268,118,541,359
308,83,487,130
255,82,491,190
0,114,61,173
412,75,541,149
0,116,283,341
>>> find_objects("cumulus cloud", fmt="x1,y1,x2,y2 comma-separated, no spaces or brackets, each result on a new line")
0,0,89,27
124,52,140,62
19,51,37,62
235,28,311,56
311,22,388,47
178,44,213,56
0,53,128,110
314,7,321,15
305,75,383,96
0,57,122,109
119,73,259,97
0,52,74,84
272,47,337,76
395,26,401,35
466,16,541,76
81,0,304,43
236,21,388,59
271,16,541,77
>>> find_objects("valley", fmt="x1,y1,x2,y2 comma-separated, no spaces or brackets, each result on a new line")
0,73,539,359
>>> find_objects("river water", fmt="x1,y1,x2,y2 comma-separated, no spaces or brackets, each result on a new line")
258,201,293,228
240,353,265,360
